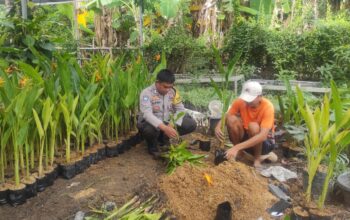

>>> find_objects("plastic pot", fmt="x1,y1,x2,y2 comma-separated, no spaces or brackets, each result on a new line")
75,157,88,174
23,176,37,198
214,201,232,220
127,133,143,147
209,117,221,136
89,150,98,164
44,166,57,187
59,163,76,179
303,168,331,200
309,209,334,220
35,174,48,192
106,143,119,157
336,171,350,207
122,139,131,151
291,206,310,220
8,183,27,206
97,146,106,161
199,140,211,151
117,142,126,154
0,184,9,205
214,149,227,165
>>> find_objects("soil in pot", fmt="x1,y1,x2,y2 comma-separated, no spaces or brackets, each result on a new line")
59,161,76,179
0,183,9,205
303,165,330,201
33,172,48,192
8,183,27,206
214,149,227,165
199,140,211,151
22,175,37,198
291,206,310,220
309,208,334,220
106,142,119,157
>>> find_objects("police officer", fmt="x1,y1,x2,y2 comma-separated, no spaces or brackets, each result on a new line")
138,69,197,156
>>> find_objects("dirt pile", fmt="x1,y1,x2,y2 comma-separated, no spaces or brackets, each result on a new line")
159,161,277,220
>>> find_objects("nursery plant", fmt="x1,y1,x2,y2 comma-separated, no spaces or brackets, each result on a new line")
210,46,241,147
296,81,350,208
163,141,206,174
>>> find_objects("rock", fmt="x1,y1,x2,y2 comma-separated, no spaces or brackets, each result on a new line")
74,211,85,220
103,201,116,212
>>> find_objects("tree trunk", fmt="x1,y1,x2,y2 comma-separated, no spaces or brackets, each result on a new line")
94,8,118,47
5,0,13,13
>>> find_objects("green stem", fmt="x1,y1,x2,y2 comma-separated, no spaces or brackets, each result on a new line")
25,142,30,179
49,127,56,166
19,144,25,177
0,146,4,183
38,139,44,177
66,129,71,163
13,132,20,186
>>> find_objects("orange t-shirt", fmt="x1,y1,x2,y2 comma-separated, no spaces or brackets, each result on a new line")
228,97,274,131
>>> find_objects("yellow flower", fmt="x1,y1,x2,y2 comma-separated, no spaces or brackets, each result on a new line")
203,173,213,186
143,16,151,27
5,65,17,74
51,62,57,71
19,76,29,88
154,54,161,61
0,77,5,87
136,55,141,64
77,10,88,28
95,72,102,82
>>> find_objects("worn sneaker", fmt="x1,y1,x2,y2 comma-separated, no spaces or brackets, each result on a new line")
261,152,278,163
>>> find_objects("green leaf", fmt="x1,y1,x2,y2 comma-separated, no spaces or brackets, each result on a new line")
238,5,258,15
33,109,44,138
17,62,44,84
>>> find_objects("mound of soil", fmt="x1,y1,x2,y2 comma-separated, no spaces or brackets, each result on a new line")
159,161,277,220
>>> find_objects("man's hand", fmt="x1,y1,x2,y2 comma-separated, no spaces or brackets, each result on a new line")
159,124,178,138
215,124,224,141
225,147,239,160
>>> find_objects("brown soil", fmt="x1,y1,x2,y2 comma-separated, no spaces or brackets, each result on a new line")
159,161,277,220
0,143,163,220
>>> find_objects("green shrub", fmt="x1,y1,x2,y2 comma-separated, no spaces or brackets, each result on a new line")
223,19,269,68
144,25,213,74
266,19,350,81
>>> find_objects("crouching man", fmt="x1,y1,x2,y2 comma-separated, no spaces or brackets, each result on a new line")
138,69,197,156
215,81,278,168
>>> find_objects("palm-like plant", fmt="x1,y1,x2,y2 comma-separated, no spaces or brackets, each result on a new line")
296,81,350,208
210,46,241,147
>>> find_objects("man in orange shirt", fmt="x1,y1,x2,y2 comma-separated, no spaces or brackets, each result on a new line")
215,81,277,168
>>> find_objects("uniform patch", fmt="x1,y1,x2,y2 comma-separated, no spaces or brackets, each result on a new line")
153,106,160,112
152,96,160,101
142,96,150,103
173,90,182,104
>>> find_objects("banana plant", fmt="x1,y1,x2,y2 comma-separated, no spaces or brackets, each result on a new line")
210,46,241,147
296,81,350,208
32,97,54,177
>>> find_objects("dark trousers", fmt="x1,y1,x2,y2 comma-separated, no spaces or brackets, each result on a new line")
137,114,197,153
